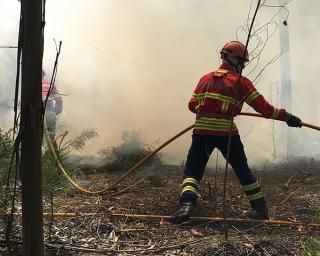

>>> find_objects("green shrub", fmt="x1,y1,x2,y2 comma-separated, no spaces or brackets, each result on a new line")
303,239,320,256
0,126,99,201
42,127,99,196
99,130,161,172
0,129,14,235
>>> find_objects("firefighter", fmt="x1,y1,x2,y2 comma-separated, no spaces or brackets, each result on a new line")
42,70,63,141
169,41,302,224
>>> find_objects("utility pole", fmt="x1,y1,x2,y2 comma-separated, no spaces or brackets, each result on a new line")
279,0,293,157
20,0,44,255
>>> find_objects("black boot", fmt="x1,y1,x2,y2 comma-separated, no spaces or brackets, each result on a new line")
249,197,269,220
169,202,194,224
249,207,269,220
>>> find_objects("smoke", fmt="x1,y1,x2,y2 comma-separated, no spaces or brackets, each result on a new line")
0,0,19,127
1,0,320,165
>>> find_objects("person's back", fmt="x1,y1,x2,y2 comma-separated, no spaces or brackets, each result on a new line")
42,72,63,141
169,41,302,225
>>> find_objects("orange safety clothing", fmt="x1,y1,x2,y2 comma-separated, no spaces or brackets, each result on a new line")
188,63,288,136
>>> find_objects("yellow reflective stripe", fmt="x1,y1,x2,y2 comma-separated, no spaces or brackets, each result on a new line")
195,119,236,127
197,92,242,109
195,117,237,132
205,93,233,102
234,101,243,110
216,69,229,74
183,178,200,189
195,121,233,128
242,181,259,192
195,92,243,111
247,192,264,201
192,93,198,99
195,124,237,132
196,116,232,124
197,92,233,103
221,101,228,112
271,108,280,119
245,91,260,104
181,186,200,197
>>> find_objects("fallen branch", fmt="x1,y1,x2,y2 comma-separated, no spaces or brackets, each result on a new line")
112,213,320,229
7,212,320,229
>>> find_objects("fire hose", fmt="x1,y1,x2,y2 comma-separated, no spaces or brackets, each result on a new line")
45,112,320,195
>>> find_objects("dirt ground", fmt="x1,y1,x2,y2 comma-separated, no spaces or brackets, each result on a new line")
2,159,320,255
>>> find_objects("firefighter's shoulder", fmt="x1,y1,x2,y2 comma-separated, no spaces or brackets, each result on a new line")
213,69,229,77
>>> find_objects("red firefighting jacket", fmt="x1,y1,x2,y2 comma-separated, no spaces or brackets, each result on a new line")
189,63,288,136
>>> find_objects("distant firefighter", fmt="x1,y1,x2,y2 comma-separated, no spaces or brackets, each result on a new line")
42,70,63,141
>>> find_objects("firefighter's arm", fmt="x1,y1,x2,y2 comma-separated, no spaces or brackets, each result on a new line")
188,76,206,113
188,92,199,113
55,96,63,115
244,90,287,120
241,78,288,121
53,86,63,115
243,85,302,127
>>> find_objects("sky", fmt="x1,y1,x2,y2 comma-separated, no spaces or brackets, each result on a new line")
1,0,320,166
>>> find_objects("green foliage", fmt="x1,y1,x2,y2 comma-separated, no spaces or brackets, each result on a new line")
303,239,320,256
0,129,14,234
42,127,99,196
99,130,161,172
0,128,14,191
0,126,99,197
0,128,14,170
57,128,99,155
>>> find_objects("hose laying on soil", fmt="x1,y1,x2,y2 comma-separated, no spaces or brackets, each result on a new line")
45,112,320,195
44,121,194,194
37,212,320,229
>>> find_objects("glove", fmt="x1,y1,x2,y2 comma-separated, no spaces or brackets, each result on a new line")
286,113,302,128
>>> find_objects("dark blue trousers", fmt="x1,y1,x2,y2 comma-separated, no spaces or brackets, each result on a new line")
180,134,266,210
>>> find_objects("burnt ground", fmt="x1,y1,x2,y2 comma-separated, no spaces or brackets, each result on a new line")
2,159,320,255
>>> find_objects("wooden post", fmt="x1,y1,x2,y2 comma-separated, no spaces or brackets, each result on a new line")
20,0,44,255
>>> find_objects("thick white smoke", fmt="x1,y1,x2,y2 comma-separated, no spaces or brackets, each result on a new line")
1,0,320,166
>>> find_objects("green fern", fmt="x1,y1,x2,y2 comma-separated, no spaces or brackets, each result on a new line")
42,127,99,195
58,128,98,154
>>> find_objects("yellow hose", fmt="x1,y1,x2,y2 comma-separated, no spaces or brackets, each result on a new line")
44,120,194,194
45,113,320,195
239,112,320,131
45,120,103,194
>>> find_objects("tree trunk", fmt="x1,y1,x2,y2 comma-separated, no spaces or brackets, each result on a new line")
20,0,44,255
